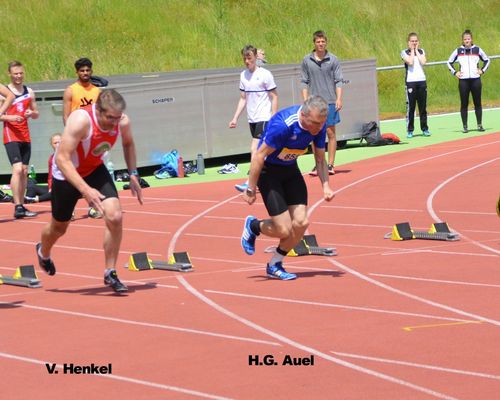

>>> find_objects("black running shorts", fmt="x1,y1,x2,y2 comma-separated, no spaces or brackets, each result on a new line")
258,162,307,216
51,163,118,222
249,121,267,139
5,141,31,165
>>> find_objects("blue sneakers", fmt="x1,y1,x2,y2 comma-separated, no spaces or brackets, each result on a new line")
407,131,413,138
235,182,248,192
241,216,257,255
266,262,297,280
423,130,431,136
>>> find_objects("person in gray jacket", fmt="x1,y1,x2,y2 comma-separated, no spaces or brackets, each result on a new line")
301,30,344,175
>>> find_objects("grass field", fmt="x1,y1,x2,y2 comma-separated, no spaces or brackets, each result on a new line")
0,0,498,115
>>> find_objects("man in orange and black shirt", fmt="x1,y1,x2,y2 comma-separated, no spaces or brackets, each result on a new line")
63,58,101,125
63,57,104,218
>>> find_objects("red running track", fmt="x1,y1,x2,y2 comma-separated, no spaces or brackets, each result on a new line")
1,133,499,399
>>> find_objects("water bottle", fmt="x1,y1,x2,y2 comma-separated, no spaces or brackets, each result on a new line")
28,164,36,180
177,156,185,178
106,159,115,181
197,153,205,175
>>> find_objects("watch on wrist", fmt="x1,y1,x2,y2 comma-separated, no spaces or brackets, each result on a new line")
246,187,255,196
129,169,139,177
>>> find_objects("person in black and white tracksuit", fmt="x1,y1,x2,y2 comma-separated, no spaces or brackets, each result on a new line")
401,32,430,138
447,29,490,133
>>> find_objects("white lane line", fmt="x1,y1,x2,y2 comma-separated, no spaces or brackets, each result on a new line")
331,351,500,380
381,249,498,257
320,205,424,212
307,139,500,217
0,352,233,400
426,156,500,255
178,276,456,400
0,301,280,347
204,289,471,323
166,185,467,399
370,273,500,288
0,239,162,257
328,258,500,326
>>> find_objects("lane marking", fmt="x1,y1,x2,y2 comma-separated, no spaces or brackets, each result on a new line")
0,301,280,346
402,320,481,331
381,249,498,257
178,276,456,400
370,273,500,288
426,156,500,255
328,258,500,326
331,351,500,380
320,205,423,212
205,289,471,323
163,141,500,399
0,351,233,400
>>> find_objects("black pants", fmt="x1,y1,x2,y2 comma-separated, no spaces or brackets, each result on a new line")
459,78,482,127
405,81,428,133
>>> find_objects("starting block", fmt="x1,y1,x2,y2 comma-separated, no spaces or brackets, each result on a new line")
385,222,460,241
128,252,193,272
0,265,42,288
265,234,337,257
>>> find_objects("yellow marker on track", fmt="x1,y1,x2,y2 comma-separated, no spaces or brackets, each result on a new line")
403,320,482,332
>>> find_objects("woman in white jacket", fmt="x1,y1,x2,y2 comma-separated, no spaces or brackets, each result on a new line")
447,30,490,133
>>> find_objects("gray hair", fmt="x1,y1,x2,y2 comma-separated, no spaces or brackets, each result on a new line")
96,89,127,113
302,96,328,117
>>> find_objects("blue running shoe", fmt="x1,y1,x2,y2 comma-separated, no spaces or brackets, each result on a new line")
407,131,413,138
241,216,257,255
423,130,431,136
266,262,297,280
235,182,248,193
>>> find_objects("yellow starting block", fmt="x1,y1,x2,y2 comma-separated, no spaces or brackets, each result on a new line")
128,252,193,272
0,265,42,288
265,234,337,257
385,222,460,241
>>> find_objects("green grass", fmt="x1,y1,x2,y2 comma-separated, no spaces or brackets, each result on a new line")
0,0,498,115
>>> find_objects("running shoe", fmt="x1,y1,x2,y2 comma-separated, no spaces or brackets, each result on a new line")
235,182,248,193
104,269,128,293
241,215,257,255
36,242,56,276
406,131,413,138
0,190,13,203
266,262,297,280
423,130,431,136
309,166,318,176
477,125,485,132
463,126,469,133
14,205,38,219
328,164,335,175
217,163,239,174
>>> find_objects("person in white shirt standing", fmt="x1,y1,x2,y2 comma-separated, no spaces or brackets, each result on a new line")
401,32,430,138
229,45,278,193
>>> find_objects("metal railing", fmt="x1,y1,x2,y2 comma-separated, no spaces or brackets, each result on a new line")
376,55,499,71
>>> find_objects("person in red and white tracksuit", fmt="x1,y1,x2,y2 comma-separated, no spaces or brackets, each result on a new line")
447,29,490,133
0,61,39,218
37,89,143,293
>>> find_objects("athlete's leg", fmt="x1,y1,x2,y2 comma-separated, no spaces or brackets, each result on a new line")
10,162,25,205
326,125,337,167
459,79,471,127
406,82,417,133
416,82,428,132
101,197,123,269
470,78,483,126
40,218,71,258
